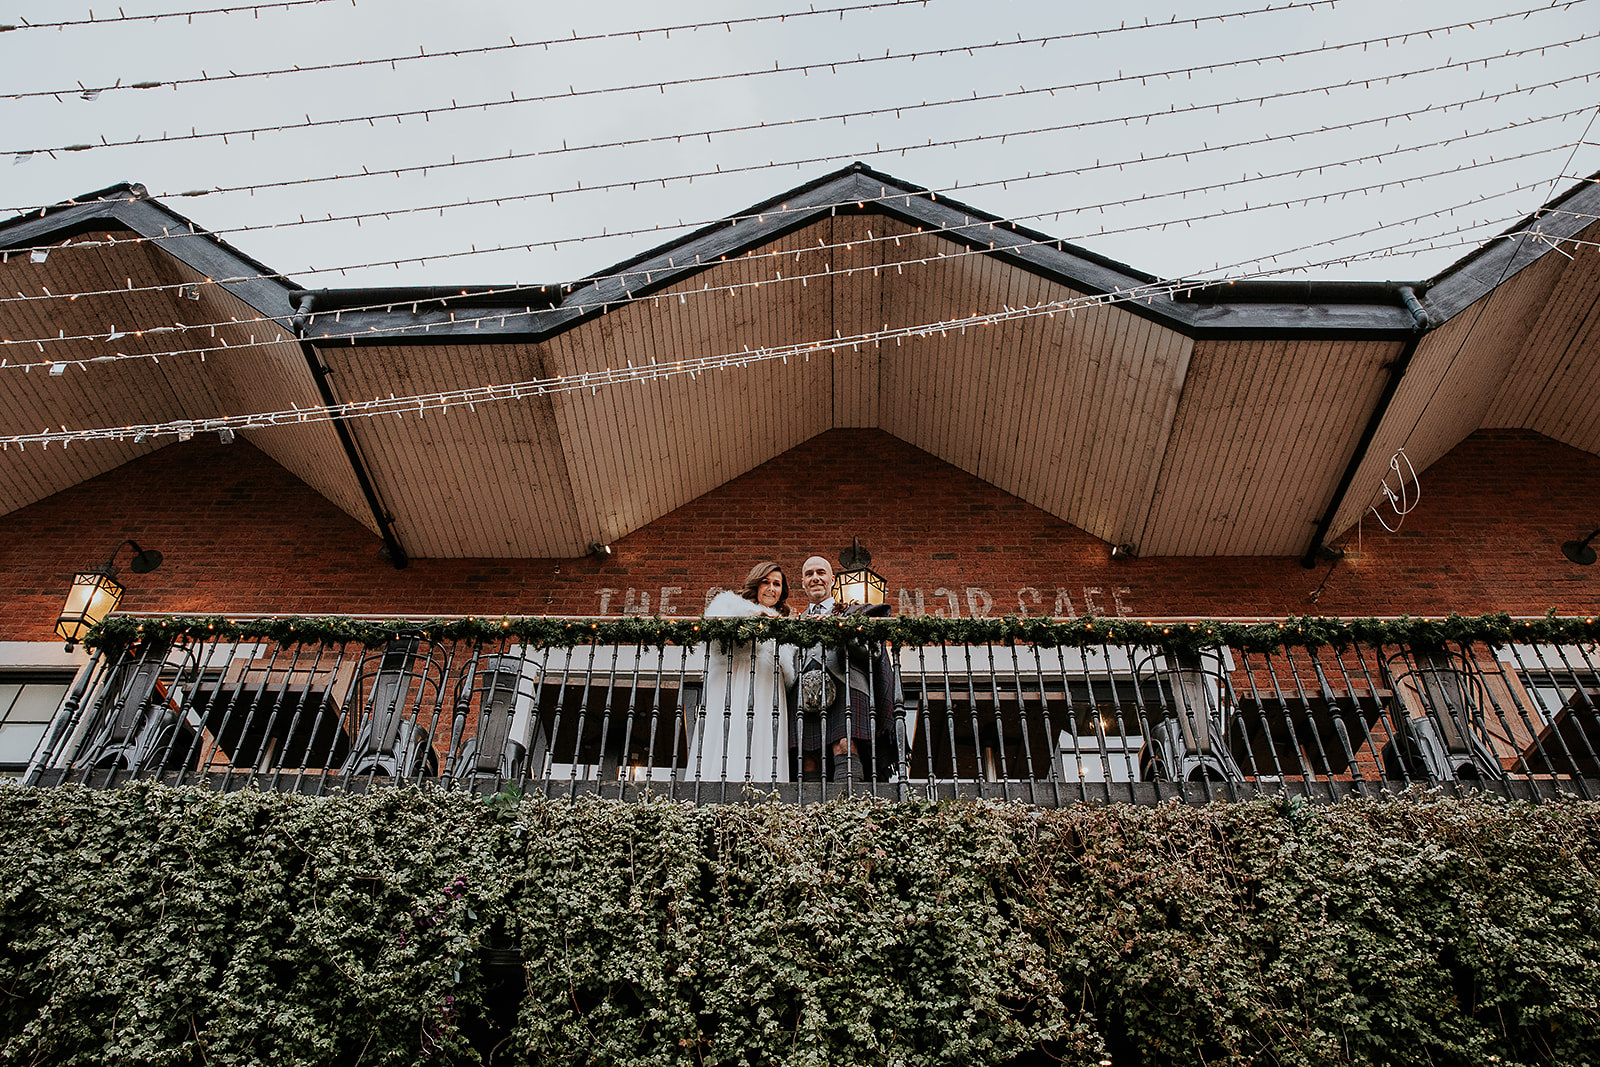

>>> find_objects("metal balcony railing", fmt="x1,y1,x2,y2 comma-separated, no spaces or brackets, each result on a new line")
22,616,1600,803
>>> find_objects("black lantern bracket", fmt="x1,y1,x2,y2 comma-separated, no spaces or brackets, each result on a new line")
1563,528,1598,566
838,536,872,572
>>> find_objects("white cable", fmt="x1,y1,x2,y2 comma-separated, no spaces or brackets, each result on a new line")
1369,449,1421,532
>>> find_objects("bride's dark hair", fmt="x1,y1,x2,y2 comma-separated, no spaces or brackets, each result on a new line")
738,561,791,616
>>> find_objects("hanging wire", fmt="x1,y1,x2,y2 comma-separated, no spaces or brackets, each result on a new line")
1368,449,1422,533
11,64,1588,253
15,53,1580,217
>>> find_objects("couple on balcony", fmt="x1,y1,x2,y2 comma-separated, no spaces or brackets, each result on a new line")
694,556,897,783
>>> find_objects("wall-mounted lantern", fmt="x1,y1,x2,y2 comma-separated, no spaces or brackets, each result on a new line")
831,537,887,606
55,540,163,649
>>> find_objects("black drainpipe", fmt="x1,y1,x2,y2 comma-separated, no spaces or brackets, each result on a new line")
292,294,409,569
1300,285,1432,568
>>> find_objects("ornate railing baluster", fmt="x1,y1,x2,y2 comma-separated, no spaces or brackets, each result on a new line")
1516,642,1591,796
23,645,107,787
1006,647,1041,805
30,614,1600,804
1259,650,1319,797
973,643,1011,802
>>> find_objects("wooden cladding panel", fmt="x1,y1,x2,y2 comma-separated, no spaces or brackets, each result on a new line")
828,213,880,429
1486,224,1600,455
329,343,579,557
1327,239,1598,541
0,235,343,519
190,282,372,534
0,236,188,511
544,227,834,549
1323,304,1516,542
336,343,481,553
1026,298,1109,529
561,313,634,541
967,255,1025,488
1531,289,1600,452
1144,338,1395,556
1481,242,1586,427
872,224,1192,547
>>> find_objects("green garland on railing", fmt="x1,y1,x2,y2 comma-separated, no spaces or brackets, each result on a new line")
86,609,1600,654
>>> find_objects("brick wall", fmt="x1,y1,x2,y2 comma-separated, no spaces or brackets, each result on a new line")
0,427,1595,641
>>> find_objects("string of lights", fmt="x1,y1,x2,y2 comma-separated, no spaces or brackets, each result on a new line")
0,278,1366,449
1,160,1588,378
70,51,1592,214
10,218,1550,378
4,64,1593,299
6,179,1589,377
11,0,1348,102
170,106,1598,245
9,9,1590,159
0,143,1576,314
9,212,1597,452
0,0,344,33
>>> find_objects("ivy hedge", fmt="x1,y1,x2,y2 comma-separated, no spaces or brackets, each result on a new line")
1,785,1598,1066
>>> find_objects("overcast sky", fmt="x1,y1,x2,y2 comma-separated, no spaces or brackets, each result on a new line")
3,0,1597,292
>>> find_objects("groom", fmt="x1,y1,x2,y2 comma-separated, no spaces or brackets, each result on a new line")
789,554,898,781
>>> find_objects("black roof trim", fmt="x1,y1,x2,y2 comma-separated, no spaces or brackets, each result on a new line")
289,285,567,315
299,163,1421,346
21,164,1600,346
0,183,302,326
1421,170,1600,322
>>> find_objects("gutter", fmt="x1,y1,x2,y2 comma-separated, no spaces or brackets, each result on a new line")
292,294,409,569
1299,284,1432,568
1174,279,1429,306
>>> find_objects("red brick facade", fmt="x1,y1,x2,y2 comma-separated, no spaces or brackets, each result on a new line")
0,427,1595,641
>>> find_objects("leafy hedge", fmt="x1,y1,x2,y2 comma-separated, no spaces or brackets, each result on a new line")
1,785,1598,1066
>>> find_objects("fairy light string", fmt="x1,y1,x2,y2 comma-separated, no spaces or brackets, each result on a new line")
5,206,1596,452
0,280,1246,449
15,54,1579,218
1,162,1591,374
62,74,1598,248
10,0,1341,102
3,84,1594,317
8,12,1593,159
1,0,344,33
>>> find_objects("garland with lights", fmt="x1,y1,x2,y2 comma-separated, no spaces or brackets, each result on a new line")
86,610,1600,655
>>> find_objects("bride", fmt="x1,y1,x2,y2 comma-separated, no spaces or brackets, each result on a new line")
692,561,796,782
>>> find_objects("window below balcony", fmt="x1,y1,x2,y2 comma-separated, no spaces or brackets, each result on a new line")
0,673,73,776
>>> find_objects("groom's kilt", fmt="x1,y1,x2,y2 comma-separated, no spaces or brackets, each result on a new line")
792,644,890,753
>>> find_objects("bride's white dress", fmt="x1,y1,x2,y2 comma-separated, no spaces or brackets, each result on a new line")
691,591,795,782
